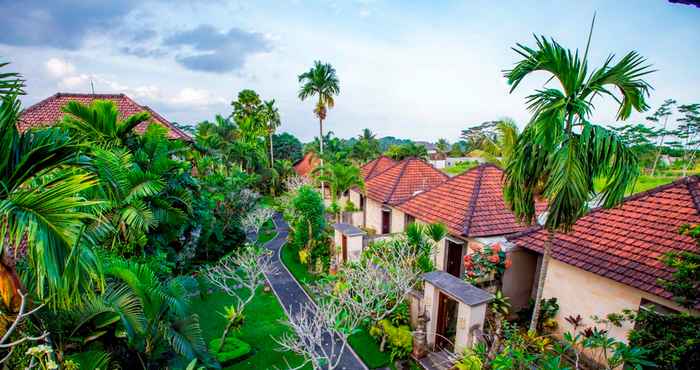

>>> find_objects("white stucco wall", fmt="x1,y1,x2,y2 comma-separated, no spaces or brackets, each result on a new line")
365,198,384,234
347,190,364,226
390,207,406,233
543,259,694,344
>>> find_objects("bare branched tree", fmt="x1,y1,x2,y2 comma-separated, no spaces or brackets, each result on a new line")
275,301,362,370
0,290,49,363
241,206,275,236
204,247,277,350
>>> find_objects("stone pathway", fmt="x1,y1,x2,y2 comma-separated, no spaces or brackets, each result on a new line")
262,213,367,370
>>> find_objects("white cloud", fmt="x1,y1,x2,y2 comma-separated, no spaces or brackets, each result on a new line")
167,87,226,108
45,58,75,78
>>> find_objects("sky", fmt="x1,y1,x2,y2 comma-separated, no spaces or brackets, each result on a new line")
1,0,699,142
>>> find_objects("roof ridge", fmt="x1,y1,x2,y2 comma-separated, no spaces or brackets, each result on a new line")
462,164,486,236
365,157,383,179
385,159,411,203
508,175,700,241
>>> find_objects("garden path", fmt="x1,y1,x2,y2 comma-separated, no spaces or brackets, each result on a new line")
262,213,367,370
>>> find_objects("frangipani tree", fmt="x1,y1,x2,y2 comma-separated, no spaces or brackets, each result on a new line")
503,17,653,331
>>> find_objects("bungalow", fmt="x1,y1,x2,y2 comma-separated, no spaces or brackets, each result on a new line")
18,92,191,141
397,164,546,311
348,157,448,235
507,176,700,345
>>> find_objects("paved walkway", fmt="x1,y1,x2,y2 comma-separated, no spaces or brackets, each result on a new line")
263,213,367,370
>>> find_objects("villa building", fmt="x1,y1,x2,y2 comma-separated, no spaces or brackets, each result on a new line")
346,157,448,235
507,176,700,345
397,164,546,311
18,92,192,141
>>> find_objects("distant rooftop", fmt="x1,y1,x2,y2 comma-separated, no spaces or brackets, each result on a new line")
18,92,191,141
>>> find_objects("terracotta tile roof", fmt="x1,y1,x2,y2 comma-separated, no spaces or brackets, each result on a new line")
365,158,448,205
18,93,191,141
360,156,397,179
398,164,545,237
293,151,321,177
507,176,700,304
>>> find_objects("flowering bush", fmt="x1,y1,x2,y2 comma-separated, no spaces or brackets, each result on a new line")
463,243,510,285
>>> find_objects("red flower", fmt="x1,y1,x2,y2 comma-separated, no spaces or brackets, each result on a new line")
464,261,473,269
488,254,500,263
491,243,501,254
463,255,472,262
504,258,512,269
467,271,476,277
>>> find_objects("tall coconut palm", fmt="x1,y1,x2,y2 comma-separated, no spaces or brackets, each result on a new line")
0,73,102,310
435,138,450,159
298,61,340,194
60,99,150,150
503,19,653,331
261,99,281,167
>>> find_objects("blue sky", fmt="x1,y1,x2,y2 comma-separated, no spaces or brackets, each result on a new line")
1,0,699,142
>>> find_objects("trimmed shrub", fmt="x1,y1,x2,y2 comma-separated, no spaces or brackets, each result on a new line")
208,336,252,364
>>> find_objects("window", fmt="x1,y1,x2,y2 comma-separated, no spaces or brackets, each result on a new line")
404,214,415,231
343,189,350,197
359,195,365,211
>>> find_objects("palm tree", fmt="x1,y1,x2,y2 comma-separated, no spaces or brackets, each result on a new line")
350,128,381,163
60,99,150,149
435,138,450,159
298,61,340,194
0,71,102,310
494,119,518,166
261,99,281,168
503,19,652,331
313,163,364,221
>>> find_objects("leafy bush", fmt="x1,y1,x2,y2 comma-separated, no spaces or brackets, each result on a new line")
628,309,700,369
291,186,328,269
371,319,412,360
208,336,252,364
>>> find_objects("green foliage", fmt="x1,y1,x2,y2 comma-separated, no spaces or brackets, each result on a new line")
383,142,429,160
348,328,392,368
503,20,651,232
291,186,327,268
658,223,700,309
60,99,150,149
372,319,412,360
273,132,303,163
349,128,381,163
628,309,700,369
517,298,559,331
208,336,252,364
0,77,103,309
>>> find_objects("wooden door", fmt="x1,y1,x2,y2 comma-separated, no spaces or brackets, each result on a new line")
381,210,391,234
435,292,457,351
341,235,348,263
445,241,462,278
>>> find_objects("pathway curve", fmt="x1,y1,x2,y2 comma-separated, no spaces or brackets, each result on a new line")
262,213,367,370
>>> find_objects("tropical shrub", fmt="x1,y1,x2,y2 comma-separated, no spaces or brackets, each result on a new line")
208,336,252,364
290,186,327,269
627,309,700,369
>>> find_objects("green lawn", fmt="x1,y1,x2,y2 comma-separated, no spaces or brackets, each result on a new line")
280,242,320,287
191,286,308,369
594,174,686,195
442,161,479,176
257,219,277,245
348,328,393,369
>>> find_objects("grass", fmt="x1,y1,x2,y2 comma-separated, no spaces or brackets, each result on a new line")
257,219,277,245
442,160,480,176
280,242,320,287
348,328,393,369
594,173,694,196
191,286,309,369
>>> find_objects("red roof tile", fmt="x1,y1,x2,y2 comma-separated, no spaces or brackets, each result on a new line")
507,176,700,305
18,93,191,141
365,158,448,205
398,164,545,237
360,156,397,180
293,151,321,177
